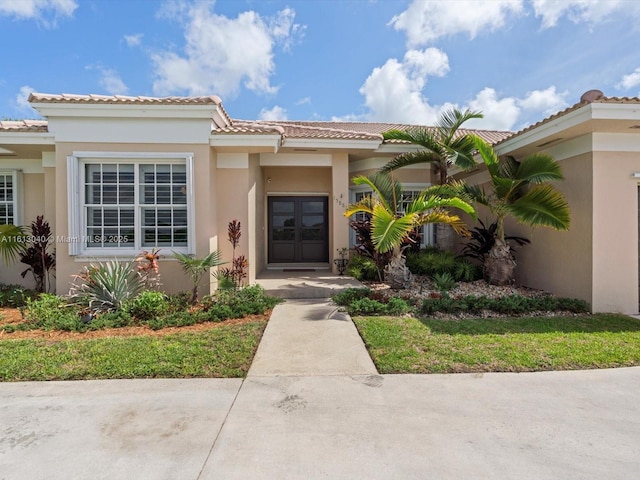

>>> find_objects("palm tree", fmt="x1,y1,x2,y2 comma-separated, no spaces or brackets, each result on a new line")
344,172,475,289
381,108,483,250
0,224,26,265
173,251,227,304
460,136,571,285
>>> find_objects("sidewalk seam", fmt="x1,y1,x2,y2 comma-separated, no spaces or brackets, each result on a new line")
195,378,245,480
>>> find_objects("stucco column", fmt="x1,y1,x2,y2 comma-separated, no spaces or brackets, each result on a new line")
331,153,350,273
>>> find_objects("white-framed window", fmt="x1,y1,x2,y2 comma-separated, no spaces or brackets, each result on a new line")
67,152,194,256
0,170,22,226
348,183,434,248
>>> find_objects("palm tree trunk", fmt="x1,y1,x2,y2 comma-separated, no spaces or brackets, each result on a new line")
383,247,413,290
435,223,455,251
484,239,516,285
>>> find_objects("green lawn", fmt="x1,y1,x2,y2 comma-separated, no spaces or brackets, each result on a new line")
0,320,266,381
353,314,640,374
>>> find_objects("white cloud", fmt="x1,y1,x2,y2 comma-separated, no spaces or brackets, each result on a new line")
124,33,143,47
86,65,129,95
14,85,38,114
390,0,524,46
617,67,640,92
259,105,288,121
465,86,568,130
358,48,449,123
0,0,76,25
531,0,638,28
151,0,304,98
295,96,311,106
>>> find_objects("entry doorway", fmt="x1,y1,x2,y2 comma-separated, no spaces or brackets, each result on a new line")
268,196,329,263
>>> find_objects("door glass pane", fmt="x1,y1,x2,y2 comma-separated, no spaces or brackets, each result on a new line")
302,215,324,227
273,228,295,241
302,201,324,214
273,215,295,227
273,201,294,214
301,228,323,240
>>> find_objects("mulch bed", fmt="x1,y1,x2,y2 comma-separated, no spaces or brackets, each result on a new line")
0,307,270,341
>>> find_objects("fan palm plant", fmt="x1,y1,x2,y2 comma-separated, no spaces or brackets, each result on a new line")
461,136,571,285
173,251,227,304
0,224,26,265
381,108,483,250
344,172,475,289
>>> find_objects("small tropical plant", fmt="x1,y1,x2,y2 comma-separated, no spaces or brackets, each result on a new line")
344,171,475,289
218,220,248,288
69,260,146,313
135,248,161,289
461,219,530,263
173,251,227,304
19,216,56,293
460,136,571,285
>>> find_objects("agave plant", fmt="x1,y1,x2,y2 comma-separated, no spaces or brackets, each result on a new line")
70,260,146,313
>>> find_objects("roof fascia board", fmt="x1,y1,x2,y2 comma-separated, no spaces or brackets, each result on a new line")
375,143,422,154
0,132,55,145
210,134,282,152
591,102,640,120
283,138,382,150
31,102,221,119
495,104,594,155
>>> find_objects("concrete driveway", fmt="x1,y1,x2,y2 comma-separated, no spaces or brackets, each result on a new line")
2,368,639,480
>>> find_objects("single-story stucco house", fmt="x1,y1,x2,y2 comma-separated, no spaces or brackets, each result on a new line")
0,90,638,313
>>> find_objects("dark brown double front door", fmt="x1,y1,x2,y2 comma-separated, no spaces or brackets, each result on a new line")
268,196,328,263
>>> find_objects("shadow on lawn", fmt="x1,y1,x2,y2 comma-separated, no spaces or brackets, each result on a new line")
418,314,640,335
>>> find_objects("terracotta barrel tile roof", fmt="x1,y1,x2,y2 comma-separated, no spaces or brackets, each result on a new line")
0,120,49,132
28,92,224,105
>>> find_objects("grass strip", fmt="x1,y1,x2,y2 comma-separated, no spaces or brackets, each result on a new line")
353,314,640,374
0,320,266,381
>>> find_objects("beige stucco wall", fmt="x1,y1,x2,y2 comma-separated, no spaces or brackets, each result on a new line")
349,167,433,185
264,166,332,193
248,154,265,278
53,142,215,297
508,153,594,307
0,173,49,288
331,153,350,272
590,151,640,313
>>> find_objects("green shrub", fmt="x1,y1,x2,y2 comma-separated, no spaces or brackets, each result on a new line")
406,249,482,282
0,284,37,307
432,272,456,292
420,294,590,316
87,310,134,330
346,254,379,281
22,294,83,331
127,290,169,321
331,288,371,306
348,297,388,315
70,260,146,313
385,297,412,315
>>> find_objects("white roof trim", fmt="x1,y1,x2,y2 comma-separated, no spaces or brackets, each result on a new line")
0,132,55,145
30,102,222,120
283,138,382,150
210,134,282,152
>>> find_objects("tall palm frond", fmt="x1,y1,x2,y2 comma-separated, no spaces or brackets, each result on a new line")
0,224,26,264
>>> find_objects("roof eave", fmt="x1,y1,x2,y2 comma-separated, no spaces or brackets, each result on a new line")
210,134,282,153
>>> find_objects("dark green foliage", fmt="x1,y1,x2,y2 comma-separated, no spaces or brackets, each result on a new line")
126,290,169,321
420,295,590,316
432,272,456,292
87,310,134,330
0,284,37,307
406,248,482,281
346,255,379,281
331,288,372,306
21,294,83,331
461,219,530,263
347,296,411,316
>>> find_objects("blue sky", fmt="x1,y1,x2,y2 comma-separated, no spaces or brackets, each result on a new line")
1,0,640,131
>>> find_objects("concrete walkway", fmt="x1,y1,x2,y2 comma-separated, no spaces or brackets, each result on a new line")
248,299,377,376
1,284,640,479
